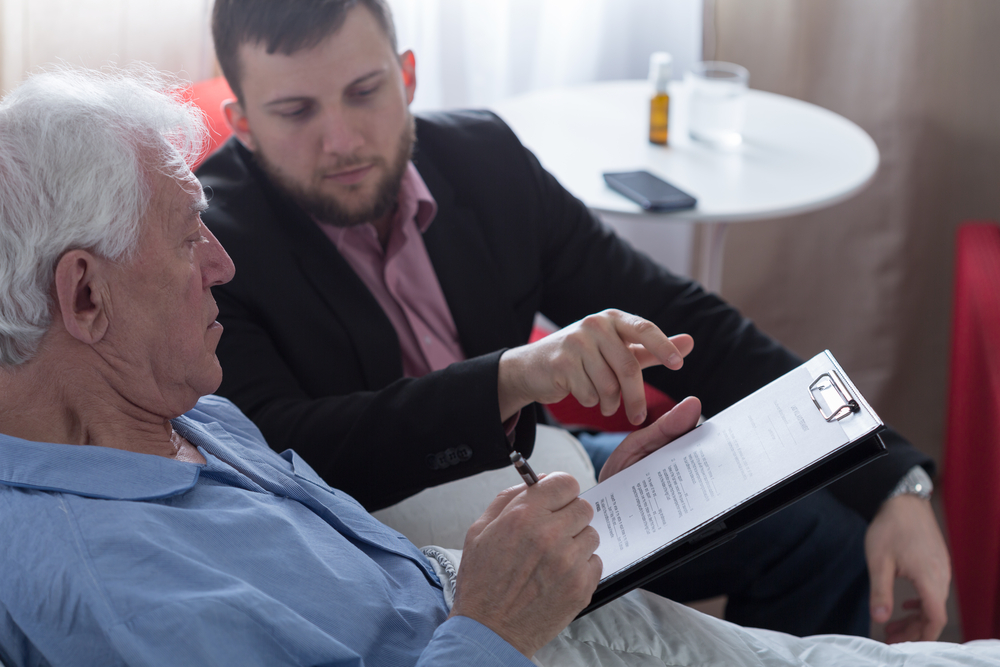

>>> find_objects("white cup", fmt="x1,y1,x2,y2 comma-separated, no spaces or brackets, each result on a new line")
686,61,749,149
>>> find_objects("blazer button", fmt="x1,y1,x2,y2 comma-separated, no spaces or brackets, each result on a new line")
426,445,473,470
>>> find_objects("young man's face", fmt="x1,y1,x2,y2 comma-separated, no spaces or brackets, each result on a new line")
227,4,416,227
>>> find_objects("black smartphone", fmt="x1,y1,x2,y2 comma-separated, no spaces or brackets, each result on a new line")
602,170,697,211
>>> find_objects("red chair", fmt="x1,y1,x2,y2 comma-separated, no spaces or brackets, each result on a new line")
529,324,676,432
183,76,236,169
943,222,1000,640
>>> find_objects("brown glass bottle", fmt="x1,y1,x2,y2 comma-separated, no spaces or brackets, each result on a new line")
649,92,669,145
648,52,672,145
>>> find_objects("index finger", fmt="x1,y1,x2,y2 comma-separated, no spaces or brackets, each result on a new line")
630,334,694,370
613,314,689,371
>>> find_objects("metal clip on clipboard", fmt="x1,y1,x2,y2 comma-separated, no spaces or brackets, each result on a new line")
809,370,860,422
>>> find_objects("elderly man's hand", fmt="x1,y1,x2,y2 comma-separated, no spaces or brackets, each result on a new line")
865,493,951,643
598,396,702,482
449,473,601,658
497,309,694,424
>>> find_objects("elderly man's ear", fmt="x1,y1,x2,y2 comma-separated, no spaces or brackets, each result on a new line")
53,250,110,345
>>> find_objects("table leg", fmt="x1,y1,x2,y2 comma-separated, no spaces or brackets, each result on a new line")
696,221,730,294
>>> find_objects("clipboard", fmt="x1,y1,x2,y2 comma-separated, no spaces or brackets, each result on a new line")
579,351,886,617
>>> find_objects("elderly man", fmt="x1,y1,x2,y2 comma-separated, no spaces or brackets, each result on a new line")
1,65,999,667
199,0,948,642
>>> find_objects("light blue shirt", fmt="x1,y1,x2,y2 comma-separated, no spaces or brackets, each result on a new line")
0,395,531,667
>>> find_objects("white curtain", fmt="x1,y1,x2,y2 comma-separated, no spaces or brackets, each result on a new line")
389,0,702,112
0,0,215,92
1,0,701,100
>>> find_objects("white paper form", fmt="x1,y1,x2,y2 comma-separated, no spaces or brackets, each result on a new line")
581,350,881,581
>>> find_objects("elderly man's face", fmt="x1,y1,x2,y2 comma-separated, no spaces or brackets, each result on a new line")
103,169,235,415
228,4,416,227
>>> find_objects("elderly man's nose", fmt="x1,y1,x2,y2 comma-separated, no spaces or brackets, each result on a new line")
203,230,236,287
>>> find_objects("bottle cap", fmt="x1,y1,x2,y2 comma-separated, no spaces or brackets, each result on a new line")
649,52,672,92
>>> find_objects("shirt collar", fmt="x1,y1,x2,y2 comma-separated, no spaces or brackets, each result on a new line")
0,416,210,501
400,161,438,233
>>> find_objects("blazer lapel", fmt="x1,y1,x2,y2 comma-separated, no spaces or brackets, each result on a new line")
250,158,405,390
416,157,521,360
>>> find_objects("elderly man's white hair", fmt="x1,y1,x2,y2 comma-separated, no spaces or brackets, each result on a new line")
0,64,207,367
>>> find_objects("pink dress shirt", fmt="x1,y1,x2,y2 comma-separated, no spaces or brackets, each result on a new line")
318,163,465,378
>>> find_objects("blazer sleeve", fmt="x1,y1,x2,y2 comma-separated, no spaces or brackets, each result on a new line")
215,292,535,511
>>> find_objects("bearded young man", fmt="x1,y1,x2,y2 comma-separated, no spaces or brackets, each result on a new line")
198,0,950,642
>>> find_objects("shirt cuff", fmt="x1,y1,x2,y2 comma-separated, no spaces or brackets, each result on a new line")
503,410,521,445
419,615,535,667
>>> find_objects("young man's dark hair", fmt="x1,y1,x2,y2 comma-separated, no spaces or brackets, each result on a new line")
211,0,398,103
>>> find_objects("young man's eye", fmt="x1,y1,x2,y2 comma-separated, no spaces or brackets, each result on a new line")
352,84,380,99
278,104,314,119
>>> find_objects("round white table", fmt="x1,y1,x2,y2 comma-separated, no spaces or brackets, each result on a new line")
491,80,879,292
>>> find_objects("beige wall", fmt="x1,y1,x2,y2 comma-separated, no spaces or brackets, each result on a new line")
711,0,1000,466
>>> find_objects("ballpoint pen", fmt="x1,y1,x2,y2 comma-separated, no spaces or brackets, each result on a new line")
509,450,539,486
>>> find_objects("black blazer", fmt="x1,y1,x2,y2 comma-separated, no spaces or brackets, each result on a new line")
199,110,929,513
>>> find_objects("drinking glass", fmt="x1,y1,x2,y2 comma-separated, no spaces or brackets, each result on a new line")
686,61,749,148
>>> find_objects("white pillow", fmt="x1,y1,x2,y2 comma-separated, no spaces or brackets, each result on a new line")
373,425,598,549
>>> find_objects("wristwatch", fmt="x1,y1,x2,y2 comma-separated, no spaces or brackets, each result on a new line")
887,465,933,501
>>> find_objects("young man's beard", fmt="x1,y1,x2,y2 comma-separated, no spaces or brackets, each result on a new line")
255,114,415,228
